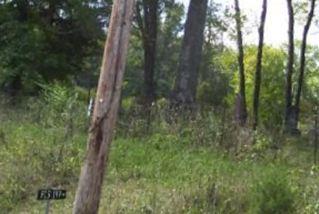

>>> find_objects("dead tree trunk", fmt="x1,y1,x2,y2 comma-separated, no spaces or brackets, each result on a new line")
294,0,316,129
252,0,267,130
72,0,135,213
234,0,247,126
284,0,296,133
170,0,208,110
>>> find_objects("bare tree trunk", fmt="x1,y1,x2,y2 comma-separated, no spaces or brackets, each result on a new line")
72,1,135,213
170,0,208,109
294,0,316,128
234,0,247,126
284,0,296,133
136,0,159,126
252,0,267,130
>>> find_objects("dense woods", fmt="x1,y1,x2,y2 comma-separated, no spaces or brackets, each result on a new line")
1,0,319,213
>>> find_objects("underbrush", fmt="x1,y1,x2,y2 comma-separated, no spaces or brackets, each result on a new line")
0,92,319,213
4,135,318,213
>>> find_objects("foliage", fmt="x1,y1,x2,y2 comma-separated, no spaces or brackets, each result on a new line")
302,45,319,106
2,0,319,213
124,0,185,99
0,85,87,212
197,1,230,108
0,0,111,93
250,169,296,214
246,46,286,127
38,82,85,129
1,98,319,213
217,46,286,127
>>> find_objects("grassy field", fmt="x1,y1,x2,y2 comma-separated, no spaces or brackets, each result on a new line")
0,97,319,213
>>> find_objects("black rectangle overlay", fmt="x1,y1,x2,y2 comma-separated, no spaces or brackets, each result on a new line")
37,189,66,200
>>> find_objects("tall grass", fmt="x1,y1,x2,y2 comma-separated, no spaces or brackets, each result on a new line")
0,91,318,213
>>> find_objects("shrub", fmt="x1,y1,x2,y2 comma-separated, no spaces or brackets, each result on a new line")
250,170,296,214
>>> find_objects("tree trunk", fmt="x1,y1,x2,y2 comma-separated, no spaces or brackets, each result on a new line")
170,0,208,109
136,0,159,124
284,0,296,133
314,111,318,164
252,0,267,130
234,0,247,126
72,0,135,213
294,0,316,129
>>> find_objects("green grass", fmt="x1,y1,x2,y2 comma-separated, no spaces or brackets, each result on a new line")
0,99,319,213
1,126,318,213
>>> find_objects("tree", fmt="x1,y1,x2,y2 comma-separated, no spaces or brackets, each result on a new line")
122,1,184,102
253,0,268,130
155,0,184,97
247,46,286,128
0,0,111,95
72,0,135,213
294,0,316,130
234,0,247,125
197,1,229,108
136,0,159,117
219,46,286,128
170,0,208,109
284,0,316,134
284,0,296,133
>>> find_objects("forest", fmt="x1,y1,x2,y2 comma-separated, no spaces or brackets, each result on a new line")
1,0,319,213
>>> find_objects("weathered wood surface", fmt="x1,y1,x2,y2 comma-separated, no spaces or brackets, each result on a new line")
72,1,135,213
